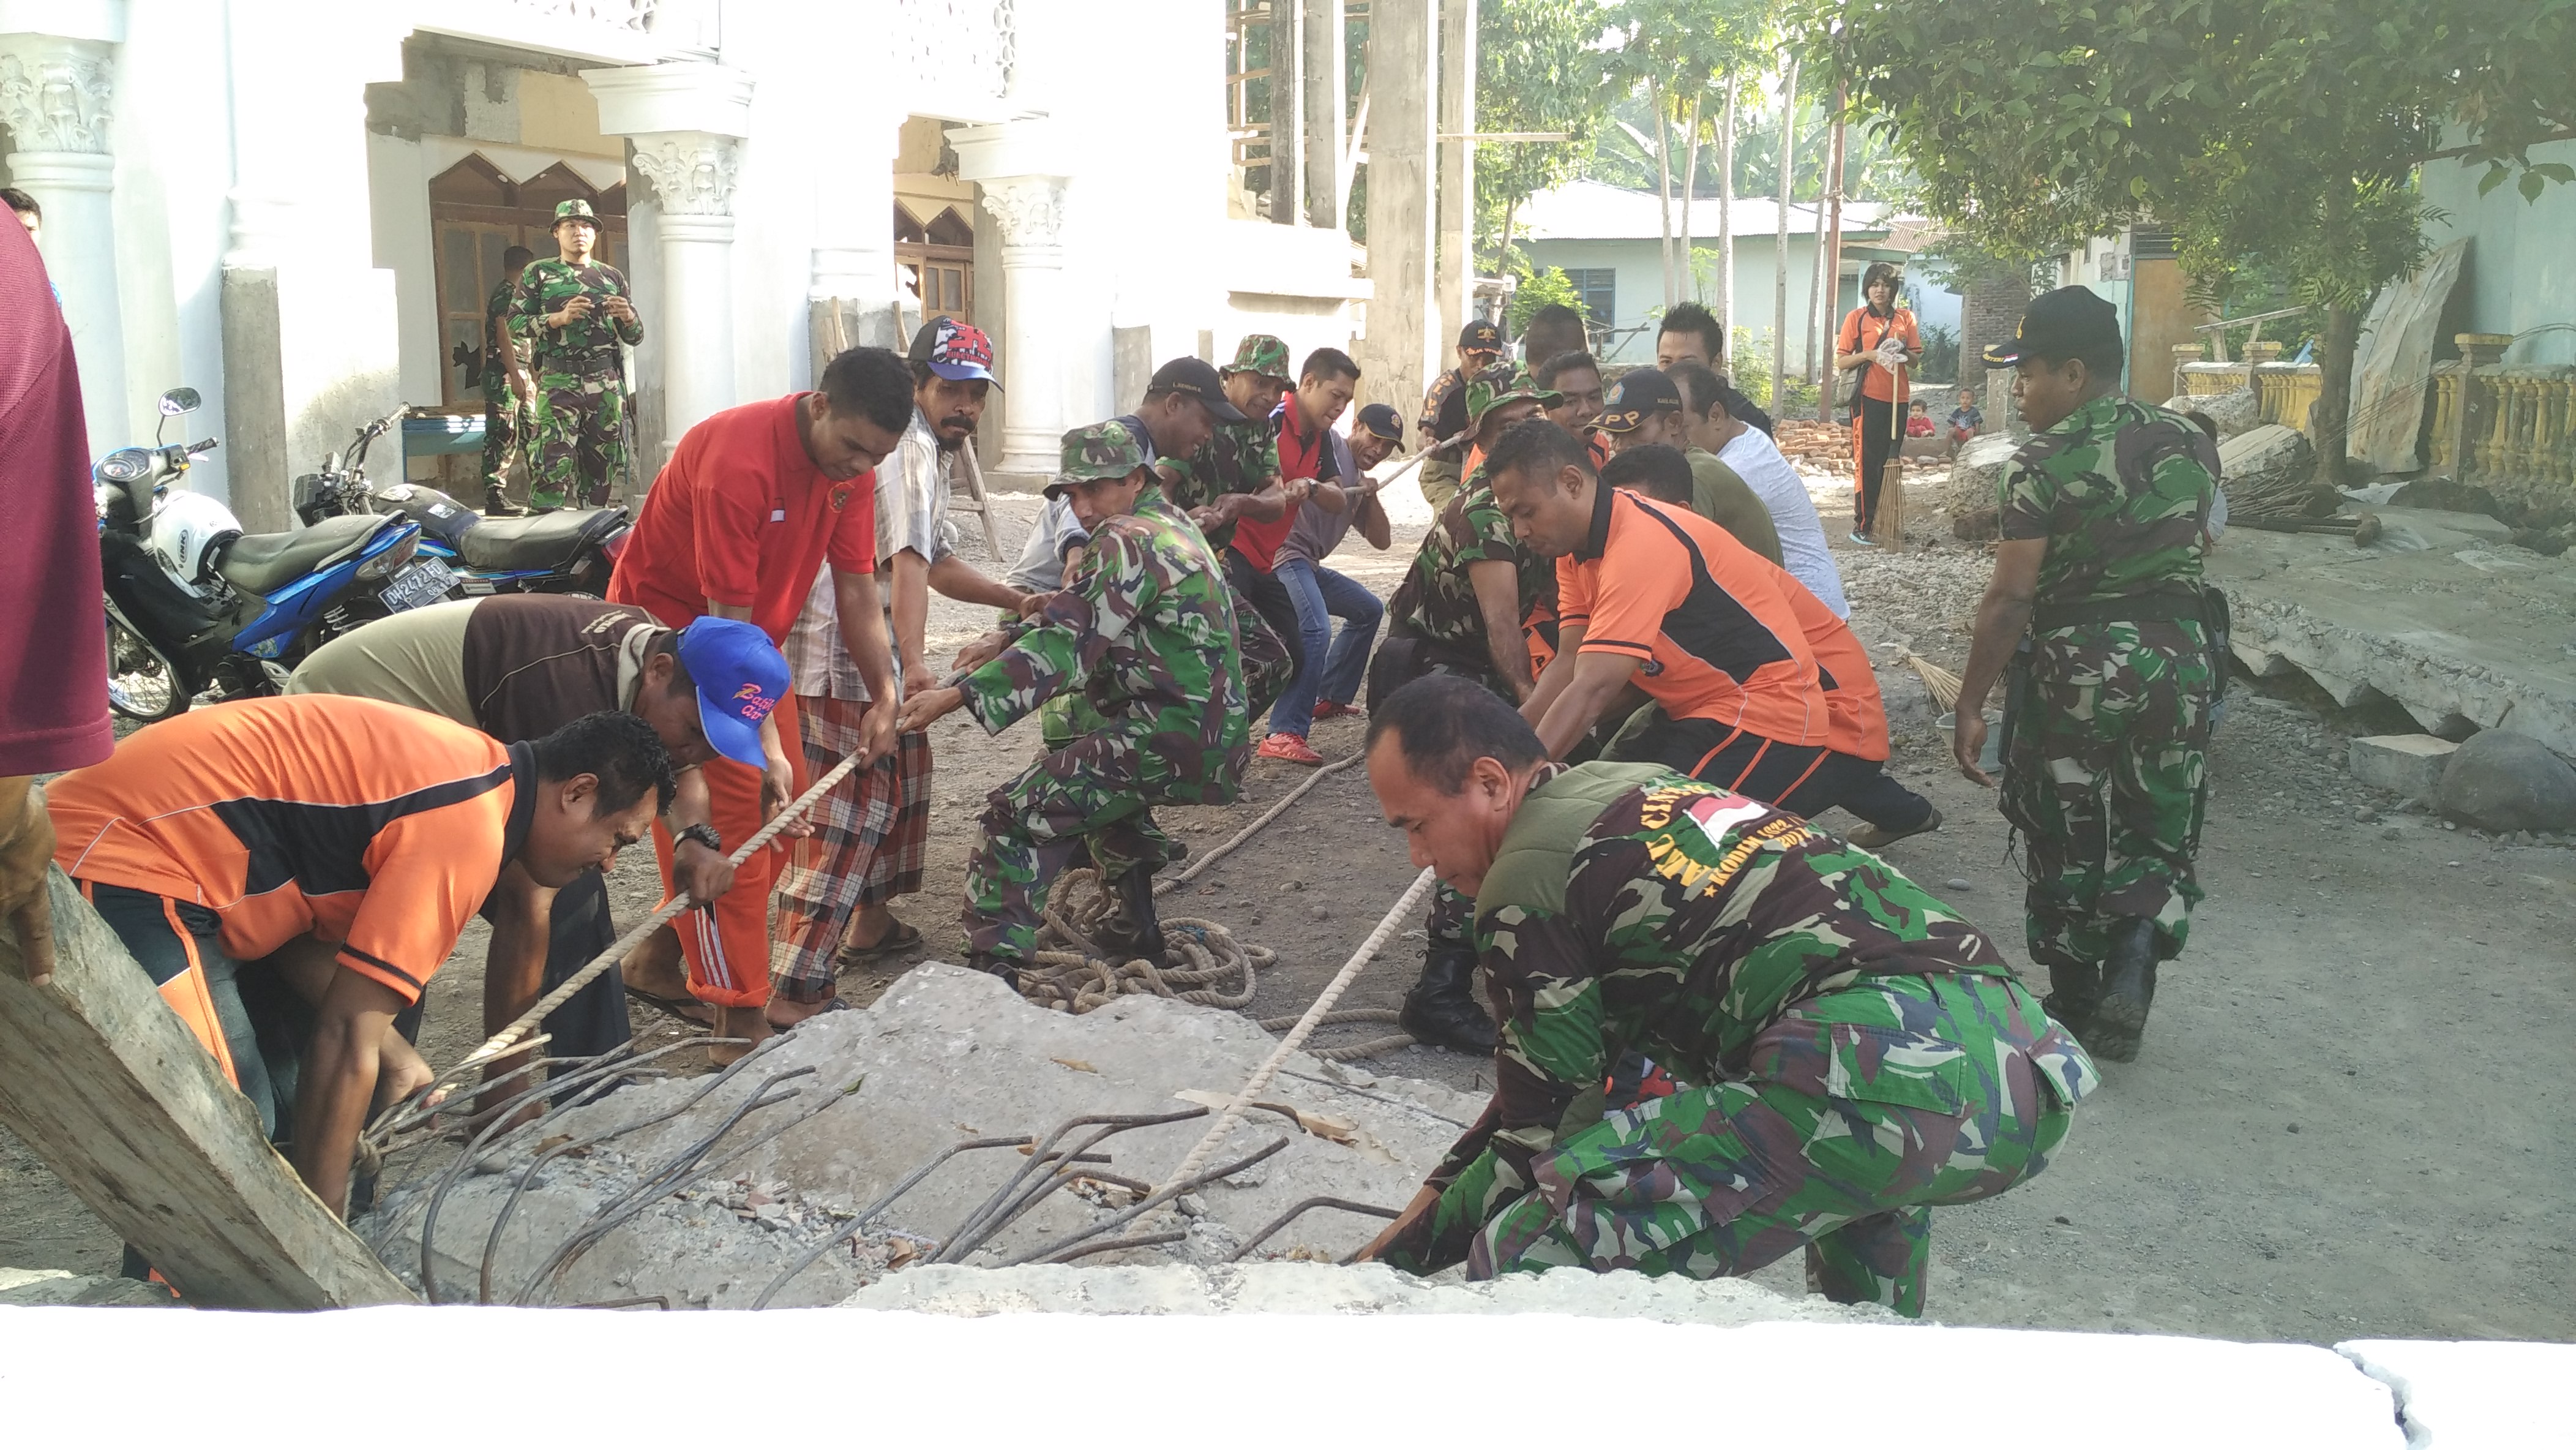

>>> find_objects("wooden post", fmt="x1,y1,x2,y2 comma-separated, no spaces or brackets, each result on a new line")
0,867,415,1309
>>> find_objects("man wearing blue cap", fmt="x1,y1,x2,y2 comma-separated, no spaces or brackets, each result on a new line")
287,595,788,1096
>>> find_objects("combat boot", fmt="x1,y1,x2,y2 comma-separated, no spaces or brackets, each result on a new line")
2086,918,2160,1063
1091,866,1169,966
1400,945,1497,1054
2041,961,2101,1038
963,952,1022,991
483,484,524,517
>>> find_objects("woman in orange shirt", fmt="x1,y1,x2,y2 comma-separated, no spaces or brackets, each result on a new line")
1833,261,1919,544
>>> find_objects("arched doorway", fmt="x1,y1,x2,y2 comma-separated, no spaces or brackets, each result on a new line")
895,202,974,324
429,155,628,407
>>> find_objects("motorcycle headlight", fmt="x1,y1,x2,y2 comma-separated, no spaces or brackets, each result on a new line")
96,448,153,484
354,532,419,582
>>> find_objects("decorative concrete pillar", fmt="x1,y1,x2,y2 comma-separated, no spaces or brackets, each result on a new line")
975,173,1071,479
627,132,740,442
0,35,126,459
584,61,755,460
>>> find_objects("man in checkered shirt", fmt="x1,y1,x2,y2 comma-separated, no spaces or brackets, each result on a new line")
769,318,1032,1021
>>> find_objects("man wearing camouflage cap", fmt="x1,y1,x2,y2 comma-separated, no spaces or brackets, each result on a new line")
512,198,643,509
901,424,1251,985
1417,319,1507,514
1952,287,2220,1064
1156,333,1301,718
1365,362,1560,1055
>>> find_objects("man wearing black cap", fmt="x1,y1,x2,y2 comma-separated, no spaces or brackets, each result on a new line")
1417,319,1505,514
1153,336,1305,720
1952,287,2220,1064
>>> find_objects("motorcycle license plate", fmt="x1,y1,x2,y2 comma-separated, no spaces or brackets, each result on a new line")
380,557,456,613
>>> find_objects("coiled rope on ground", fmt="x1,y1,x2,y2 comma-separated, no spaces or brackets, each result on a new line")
1011,751,1419,1061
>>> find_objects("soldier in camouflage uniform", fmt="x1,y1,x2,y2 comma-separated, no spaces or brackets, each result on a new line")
477,245,536,516
1953,288,2218,1064
1159,334,1299,717
1415,319,1505,516
512,198,643,510
900,424,1251,981
1367,364,1561,1054
1358,676,2095,1315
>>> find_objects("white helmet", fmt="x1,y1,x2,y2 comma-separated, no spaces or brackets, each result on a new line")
146,491,244,598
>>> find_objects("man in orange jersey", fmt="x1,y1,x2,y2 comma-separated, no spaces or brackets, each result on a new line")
1486,419,1838,814
607,347,906,1055
44,698,673,1215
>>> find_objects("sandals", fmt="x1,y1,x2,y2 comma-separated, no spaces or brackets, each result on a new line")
833,919,924,970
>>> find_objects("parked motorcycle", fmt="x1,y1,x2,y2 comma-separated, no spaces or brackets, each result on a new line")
95,388,450,722
296,411,629,596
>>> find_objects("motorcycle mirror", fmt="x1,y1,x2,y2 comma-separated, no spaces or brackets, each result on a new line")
159,388,201,416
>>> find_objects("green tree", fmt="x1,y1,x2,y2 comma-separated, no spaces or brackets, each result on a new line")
1602,0,1774,307
1801,0,2576,480
1477,0,1613,271
1508,259,1587,334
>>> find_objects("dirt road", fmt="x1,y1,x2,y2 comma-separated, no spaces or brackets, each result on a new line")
7,469,2569,1342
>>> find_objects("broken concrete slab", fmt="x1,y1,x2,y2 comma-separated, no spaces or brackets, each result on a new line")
2338,1339,2575,1449
844,1261,1889,1323
2435,729,2576,833
2166,386,2261,439
2206,528,2576,758
364,964,1486,1308
1942,434,2020,516
0,1266,174,1308
2348,734,2459,802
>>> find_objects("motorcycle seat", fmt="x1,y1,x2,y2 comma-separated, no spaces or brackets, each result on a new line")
219,514,390,595
459,506,626,572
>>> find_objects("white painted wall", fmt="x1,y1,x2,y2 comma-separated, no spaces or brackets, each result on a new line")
2419,136,2576,368
365,132,441,408
1522,233,1867,372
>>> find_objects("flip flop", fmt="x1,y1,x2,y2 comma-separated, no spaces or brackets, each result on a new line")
769,997,854,1032
834,920,923,968
625,986,715,1027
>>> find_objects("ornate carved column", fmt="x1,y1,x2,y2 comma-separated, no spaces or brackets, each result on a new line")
627,132,741,443
975,174,1071,479
0,35,127,457
584,61,755,459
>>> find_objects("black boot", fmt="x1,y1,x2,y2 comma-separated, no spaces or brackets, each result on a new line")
2041,962,2101,1037
1091,866,1169,966
1401,945,1496,1054
483,484,523,517
963,952,1022,991
2087,918,2160,1063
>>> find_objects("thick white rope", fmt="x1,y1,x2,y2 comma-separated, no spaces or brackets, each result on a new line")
1156,865,1438,1192
434,746,874,1091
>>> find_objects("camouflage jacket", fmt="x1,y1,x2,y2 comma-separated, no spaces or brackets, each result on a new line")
512,256,643,378
960,485,1250,801
1998,394,2215,618
1418,366,1472,464
1160,413,1281,552
1423,765,2016,1250
482,277,530,395
1389,474,1545,653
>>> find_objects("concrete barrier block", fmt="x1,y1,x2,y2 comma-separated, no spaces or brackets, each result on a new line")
2339,1339,2576,1448
2351,734,2458,801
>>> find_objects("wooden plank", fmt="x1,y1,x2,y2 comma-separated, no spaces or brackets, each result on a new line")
0,867,414,1309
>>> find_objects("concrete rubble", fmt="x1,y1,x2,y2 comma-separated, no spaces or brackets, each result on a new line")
363,964,1493,1309
2434,729,2576,833
844,1260,1888,1324
2163,386,2261,439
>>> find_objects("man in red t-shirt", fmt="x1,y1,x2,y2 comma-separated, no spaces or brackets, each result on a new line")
0,215,111,990
608,347,907,1053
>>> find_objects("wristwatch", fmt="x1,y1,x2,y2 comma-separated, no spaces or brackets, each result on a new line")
676,823,724,854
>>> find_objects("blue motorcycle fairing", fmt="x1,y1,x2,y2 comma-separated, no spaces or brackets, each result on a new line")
231,520,421,658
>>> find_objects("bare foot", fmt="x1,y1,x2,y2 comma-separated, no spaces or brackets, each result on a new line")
841,906,900,951
767,995,839,1030
621,925,691,999
710,1005,771,1065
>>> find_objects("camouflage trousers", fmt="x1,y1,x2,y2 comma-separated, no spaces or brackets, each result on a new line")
1432,972,2094,1317
2001,623,2213,971
964,721,1209,965
480,379,531,492
529,370,627,509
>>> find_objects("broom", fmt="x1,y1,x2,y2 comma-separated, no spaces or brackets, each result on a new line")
1875,358,1910,547
1882,641,1962,712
